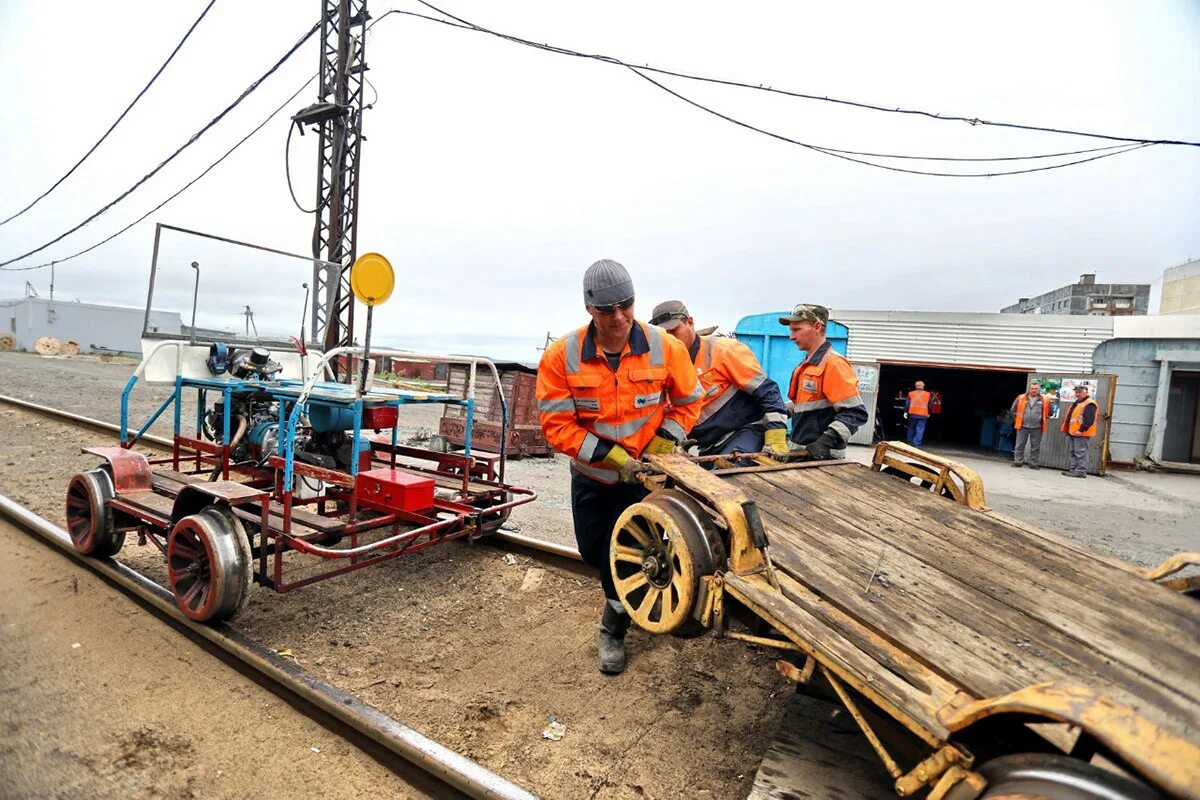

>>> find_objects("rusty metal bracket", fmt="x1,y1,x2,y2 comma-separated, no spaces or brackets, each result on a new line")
646,453,778,586
938,681,1200,799
926,766,986,800
775,656,817,684
822,664,904,779
895,745,971,797
871,441,987,510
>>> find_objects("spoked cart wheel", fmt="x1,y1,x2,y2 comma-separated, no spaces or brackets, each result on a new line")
610,489,725,637
978,754,1159,800
166,506,253,623
65,469,125,557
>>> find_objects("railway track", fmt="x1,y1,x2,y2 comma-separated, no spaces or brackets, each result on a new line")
0,393,585,800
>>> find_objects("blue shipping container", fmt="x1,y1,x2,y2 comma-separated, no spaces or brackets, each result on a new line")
734,312,849,395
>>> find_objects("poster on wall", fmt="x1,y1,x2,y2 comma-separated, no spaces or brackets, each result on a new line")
1041,377,1098,419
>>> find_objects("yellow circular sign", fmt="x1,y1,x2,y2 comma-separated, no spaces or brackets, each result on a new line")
350,252,395,306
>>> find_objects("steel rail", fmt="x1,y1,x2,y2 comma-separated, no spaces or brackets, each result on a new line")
0,492,539,800
0,393,584,566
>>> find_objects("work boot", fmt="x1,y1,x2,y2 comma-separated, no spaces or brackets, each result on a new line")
1011,462,1023,468
1029,464,1040,470
598,601,632,675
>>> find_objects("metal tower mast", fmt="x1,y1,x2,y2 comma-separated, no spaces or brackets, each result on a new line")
294,0,368,377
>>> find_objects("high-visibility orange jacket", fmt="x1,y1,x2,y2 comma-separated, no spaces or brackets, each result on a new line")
906,390,931,417
688,335,788,452
787,341,867,447
1012,393,1051,432
1062,397,1098,438
537,321,704,483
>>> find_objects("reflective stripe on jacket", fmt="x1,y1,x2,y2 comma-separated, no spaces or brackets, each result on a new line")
906,390,931,417
787,341,867,447
1013,393,1050,432
688,335,788,451
536,320,703,483
1062,397,1098,438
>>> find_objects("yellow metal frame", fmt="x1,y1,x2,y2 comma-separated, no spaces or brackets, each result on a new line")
871,441,987,510
637,448,1195,800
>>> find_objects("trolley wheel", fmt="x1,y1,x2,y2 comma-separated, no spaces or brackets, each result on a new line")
166,506,252,623
610,489,725,637
65,469,124,557
474,491,512,535
978,754,1159,800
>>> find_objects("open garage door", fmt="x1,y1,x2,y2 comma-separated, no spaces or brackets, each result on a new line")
1026,372,1116,475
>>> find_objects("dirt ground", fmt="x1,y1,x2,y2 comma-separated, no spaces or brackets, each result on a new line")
0,352,792,800
0,517,440,800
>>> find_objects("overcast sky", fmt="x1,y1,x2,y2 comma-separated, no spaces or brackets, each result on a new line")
2,1,1198,361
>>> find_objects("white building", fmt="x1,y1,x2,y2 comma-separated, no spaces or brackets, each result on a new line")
1,297,182,355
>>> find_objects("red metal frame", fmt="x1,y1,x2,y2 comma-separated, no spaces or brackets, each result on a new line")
85,426,536,598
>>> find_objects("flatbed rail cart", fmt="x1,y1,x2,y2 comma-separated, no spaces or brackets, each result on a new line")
64,244,535,622
609,442,1199,799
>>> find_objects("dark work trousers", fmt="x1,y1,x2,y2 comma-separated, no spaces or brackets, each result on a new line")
699,426,764,464
1068,435,1090,475
906,416,928,448
570,468,649,600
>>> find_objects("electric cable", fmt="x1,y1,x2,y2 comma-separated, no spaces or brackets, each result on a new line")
0,20,321,269
407,1,1200,149
0,0,218,227
285,121,319,213
1,75,317,272
628,67,1151,178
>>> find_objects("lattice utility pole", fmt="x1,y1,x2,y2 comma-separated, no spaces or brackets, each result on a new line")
293,0,368,377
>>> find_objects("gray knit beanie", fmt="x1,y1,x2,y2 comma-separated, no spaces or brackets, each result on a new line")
583,259,635,307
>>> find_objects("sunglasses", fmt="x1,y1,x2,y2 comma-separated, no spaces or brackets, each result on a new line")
650,312,687,326
591,296,634,315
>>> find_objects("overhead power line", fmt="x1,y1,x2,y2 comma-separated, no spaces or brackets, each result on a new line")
2,76,317,273
628,68,1151,178
392,2,1200,151
0,0,218,227
0,19,321,269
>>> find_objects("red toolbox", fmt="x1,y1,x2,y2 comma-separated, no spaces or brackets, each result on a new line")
355,468,435,514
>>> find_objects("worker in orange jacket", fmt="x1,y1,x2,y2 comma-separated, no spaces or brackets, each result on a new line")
782,304,867,459
904,380,931,448
649,300,790,459
1010,382,1051,469
537,259,703,674
1061,383,1098,478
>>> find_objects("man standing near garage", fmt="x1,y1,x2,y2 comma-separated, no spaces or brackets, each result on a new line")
905,380,932,448
537,260,704,675
1061,383,1098,478
1010,382,1051,469
781,304,868,459
649,300,791,459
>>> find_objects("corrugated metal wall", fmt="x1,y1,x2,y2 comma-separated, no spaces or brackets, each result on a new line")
832,311,1115,373
3,298,182,354
1093,337,1200,462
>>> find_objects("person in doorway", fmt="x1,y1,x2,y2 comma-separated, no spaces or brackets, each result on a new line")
649,300,790,459
780,304,868,459
904,380,931,448
1060,384,1098,478
1010,382,1051,469
536,259,703,674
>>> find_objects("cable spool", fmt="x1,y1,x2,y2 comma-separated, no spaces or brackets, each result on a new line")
35,336,61,356
60,340,80,356
0,334,15,352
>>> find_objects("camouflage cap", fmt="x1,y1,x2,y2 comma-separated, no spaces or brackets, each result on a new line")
650,299,690,330
778,303,830,326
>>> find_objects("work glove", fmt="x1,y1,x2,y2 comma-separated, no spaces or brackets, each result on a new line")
643,434,677,456
763,428,792,460
602,444,652,484
805,430,842,461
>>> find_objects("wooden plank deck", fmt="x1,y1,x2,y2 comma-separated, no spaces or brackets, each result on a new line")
725,464,1200,744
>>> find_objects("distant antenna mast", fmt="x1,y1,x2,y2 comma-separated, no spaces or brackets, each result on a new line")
243,305,258,338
